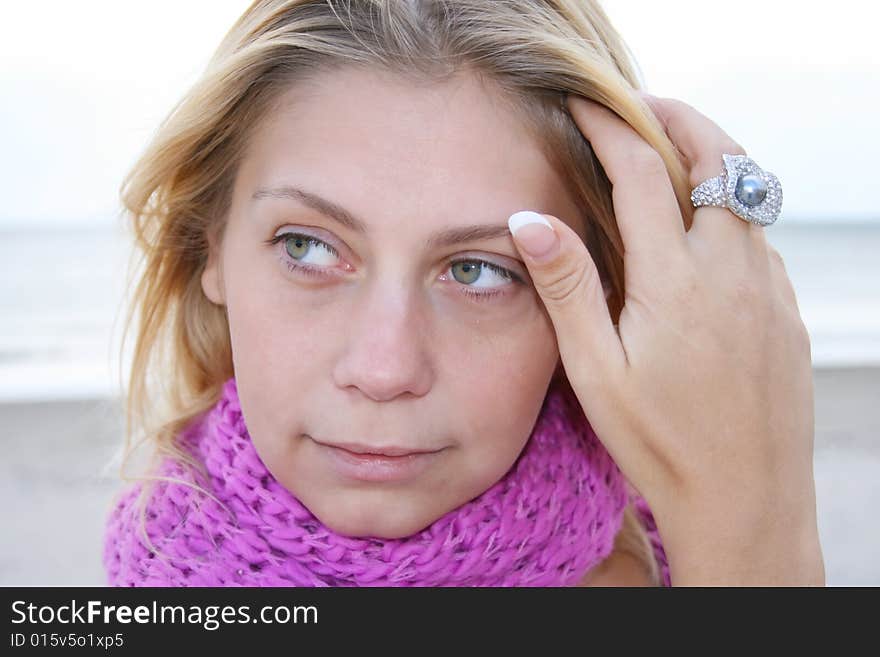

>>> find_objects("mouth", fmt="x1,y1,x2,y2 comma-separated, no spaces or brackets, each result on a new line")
306,435,446,483
322,441,443,457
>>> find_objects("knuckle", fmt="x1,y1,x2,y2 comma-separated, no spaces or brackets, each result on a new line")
772,294,812,361
793,314,812,358
767,246,802,308
623,147,668,179
733,274,757,299
719,137,746,156
667,259,701,304
672,273,700,306
664,97,691,111
540,258,597,306
667,276,705,330
729,275,762,314
768,244,787,271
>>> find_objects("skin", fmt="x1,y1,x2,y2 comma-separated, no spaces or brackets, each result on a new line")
201,66,590,541
580,534,654,586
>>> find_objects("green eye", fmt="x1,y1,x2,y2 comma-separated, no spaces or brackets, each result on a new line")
450,259,516,290
451,261,482,285
285,234,313,259
279,233,339,264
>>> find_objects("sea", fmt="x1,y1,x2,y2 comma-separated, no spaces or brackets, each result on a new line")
1,219,878,402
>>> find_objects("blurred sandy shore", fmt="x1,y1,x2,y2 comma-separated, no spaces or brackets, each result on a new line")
2,366,878,586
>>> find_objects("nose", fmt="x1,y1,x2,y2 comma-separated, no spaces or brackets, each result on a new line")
332,281,434,402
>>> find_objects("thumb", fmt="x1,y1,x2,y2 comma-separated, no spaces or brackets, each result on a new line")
507,210,625,384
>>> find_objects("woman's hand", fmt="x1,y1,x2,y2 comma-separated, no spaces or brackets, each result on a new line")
507,93,824,586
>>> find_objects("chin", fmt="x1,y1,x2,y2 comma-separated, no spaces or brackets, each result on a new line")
305,492,443,540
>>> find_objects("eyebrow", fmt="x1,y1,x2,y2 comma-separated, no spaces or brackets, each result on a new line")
251,185,514,249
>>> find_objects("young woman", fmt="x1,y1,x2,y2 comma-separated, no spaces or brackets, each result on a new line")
103,0,824,586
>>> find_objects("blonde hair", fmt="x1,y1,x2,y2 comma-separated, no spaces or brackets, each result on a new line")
115,0,693,586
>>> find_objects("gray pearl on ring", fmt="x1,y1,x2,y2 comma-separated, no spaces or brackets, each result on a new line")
734,173,767,207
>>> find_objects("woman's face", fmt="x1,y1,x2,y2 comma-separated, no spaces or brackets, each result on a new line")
202,66,586,538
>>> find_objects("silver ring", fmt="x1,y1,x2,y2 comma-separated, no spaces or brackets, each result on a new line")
690,154,783,226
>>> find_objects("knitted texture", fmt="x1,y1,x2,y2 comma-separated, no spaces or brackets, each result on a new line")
104,376,669,586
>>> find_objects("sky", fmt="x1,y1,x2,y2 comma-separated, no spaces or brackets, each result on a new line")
0,0,877,228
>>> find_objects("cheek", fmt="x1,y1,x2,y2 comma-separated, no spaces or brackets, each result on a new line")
444,294,557,392
440,307,558,453
221,243,347,442
222,235,344,377
227,285,340,376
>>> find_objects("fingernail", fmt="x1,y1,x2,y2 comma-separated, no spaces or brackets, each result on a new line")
508,211,558,260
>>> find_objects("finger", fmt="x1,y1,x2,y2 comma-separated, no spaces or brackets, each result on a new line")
767,244,800,311
640,95,768,251
507,210,626,388
564,95,687,262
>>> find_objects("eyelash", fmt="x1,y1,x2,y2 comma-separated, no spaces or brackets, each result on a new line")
265,232,522,302
267,233,339,279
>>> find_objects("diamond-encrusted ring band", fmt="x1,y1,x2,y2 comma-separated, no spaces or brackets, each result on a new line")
690,154,783,226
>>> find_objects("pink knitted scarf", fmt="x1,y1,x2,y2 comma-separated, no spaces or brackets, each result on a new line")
103,377,670,586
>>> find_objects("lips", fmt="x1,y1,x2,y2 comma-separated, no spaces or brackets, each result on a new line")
308,435,445,483
326,441,441,457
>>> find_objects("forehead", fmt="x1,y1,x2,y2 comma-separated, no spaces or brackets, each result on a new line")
238,66,582,238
